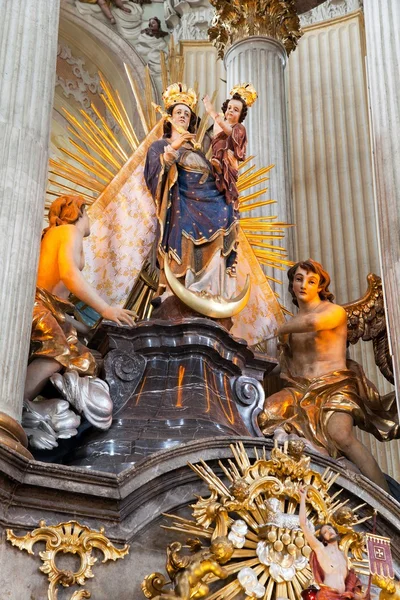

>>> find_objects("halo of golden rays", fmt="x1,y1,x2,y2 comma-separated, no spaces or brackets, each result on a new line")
48,44,293,282
146,442,370,600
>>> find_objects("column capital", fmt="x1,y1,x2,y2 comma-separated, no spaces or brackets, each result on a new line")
209,0,302,59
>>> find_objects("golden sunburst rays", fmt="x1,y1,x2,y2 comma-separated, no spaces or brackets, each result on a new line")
48,42,183,208
237,160,294,281
48,47,293,287
125,64,157,136
153,442,369,600
161,37,185,93
47,67,156,209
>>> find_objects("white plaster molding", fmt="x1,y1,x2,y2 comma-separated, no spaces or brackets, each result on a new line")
59,2,160,112
57,42,100,108
300,0,362,26
69,1,167,90
172,7,214,41
58,43,100,94
56,41,120,130
74,0,144,40
135,33,169,78
165,0,214,41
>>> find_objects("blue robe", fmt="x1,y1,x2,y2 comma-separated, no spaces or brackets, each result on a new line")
144,139,239,289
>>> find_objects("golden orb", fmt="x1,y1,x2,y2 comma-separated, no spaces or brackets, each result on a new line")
295,536,304,548
287,543,297,555
267,530,277,543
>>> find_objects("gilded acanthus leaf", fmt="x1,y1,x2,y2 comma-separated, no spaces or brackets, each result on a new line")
208,0,302,58
6,520,129,600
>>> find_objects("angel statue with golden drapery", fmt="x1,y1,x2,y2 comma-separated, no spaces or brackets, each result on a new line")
258,259,399,493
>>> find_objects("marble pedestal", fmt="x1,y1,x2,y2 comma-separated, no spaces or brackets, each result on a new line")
65,318,276,472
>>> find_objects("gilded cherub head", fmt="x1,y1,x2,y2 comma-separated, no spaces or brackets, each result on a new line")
230,478,250,502
210,536,234,564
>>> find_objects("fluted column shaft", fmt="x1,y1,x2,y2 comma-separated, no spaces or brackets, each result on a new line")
224,37,294,303
364,0,400,398
0,0,61,423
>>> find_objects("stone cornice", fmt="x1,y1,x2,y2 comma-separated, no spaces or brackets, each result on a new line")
0,438,399,554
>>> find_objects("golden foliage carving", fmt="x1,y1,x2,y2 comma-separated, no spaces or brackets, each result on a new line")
208,0,303,59
6,520,129,600
143,441,370,600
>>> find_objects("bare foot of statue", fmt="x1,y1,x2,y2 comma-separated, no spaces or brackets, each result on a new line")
114,0,131,13
98,0,131,24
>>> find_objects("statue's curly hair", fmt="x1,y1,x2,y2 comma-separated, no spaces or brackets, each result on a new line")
221,93,248,123
43,195,86,236
163,104,198,137
287,259,335,306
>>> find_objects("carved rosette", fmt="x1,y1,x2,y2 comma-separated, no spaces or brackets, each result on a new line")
103,349,147,415
208,0,303,59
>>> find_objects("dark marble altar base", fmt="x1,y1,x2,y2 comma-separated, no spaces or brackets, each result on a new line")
66,317,276,472
151,294,233,330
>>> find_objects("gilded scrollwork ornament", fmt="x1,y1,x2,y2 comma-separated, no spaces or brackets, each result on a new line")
208,0,303,59
143,442,372,600
6,520,129,600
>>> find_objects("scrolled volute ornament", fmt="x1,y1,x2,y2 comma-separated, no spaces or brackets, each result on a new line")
113,351,146,382
233,375,264,406
103,349,146,415
6,520,129,600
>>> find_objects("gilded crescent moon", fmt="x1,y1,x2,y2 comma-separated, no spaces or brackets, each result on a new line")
163,258,251,318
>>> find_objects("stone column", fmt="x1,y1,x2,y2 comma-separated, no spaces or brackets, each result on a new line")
225,37,294,300
363,0,400,399
0,0,61,456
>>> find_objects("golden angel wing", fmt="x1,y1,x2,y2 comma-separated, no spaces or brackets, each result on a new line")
342,273,393,384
